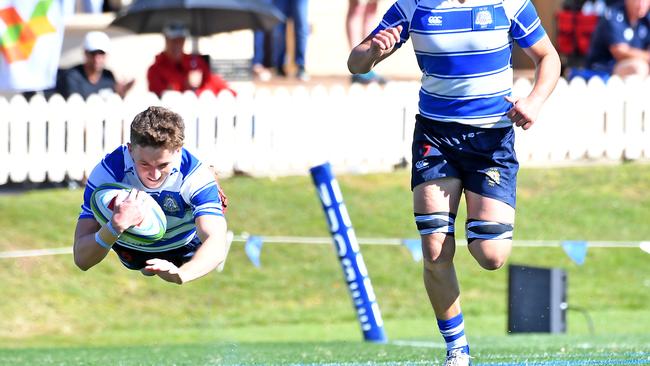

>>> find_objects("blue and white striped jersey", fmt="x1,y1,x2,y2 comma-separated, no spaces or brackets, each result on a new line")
373,0,546,127
79,145,224,253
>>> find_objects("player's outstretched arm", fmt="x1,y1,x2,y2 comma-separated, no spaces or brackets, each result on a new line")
73,218,108,270
146,215,228,284
347,25,403,75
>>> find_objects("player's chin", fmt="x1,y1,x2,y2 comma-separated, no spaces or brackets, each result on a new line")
142,179,164,189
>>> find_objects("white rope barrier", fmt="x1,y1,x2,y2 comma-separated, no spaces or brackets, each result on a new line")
1,236,647,259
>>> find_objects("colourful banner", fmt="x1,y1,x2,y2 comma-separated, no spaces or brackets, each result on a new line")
0,0,64,92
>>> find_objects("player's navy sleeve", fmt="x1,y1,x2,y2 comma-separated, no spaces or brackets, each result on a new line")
371,0,416,48
79,146,126,220
505,0,546,48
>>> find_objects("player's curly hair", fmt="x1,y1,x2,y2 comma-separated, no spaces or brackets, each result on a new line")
130,106,185,151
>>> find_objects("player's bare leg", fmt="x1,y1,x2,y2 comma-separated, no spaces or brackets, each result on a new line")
414,178,462,318
414,178,471,364
413,178,462,319
464,190,514,271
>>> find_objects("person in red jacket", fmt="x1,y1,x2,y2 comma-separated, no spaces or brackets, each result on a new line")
147,23,236,97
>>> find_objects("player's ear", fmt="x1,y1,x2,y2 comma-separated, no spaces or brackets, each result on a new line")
127,142,132,153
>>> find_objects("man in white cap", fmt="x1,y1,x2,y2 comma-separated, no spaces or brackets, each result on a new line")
57,31,134,99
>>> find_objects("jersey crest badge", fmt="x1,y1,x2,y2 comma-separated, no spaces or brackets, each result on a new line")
163,195,180,213
158,191,185,218
473,6,495,30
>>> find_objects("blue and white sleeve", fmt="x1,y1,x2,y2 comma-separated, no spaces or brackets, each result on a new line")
506,0,546,48
182,165,224,219
370,0,416,48
79,147,126,220
79,163,115,220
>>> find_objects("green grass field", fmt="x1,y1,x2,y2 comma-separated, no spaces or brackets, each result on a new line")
1,163,649,365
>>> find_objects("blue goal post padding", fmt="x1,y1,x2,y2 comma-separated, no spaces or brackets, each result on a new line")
310,162,387,343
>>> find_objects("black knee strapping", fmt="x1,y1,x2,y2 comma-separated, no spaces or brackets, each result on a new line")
414,212,456,236
466,219,513,244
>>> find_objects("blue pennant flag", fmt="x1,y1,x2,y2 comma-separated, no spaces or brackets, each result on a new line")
245,236,263,267
561,240,588,265
641,241,650,255
402,239,422,262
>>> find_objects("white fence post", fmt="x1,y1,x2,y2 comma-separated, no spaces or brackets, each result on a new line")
66,94,86,181
564,77,586,161
643,78,650,159
47,95,67,183
604,76,626,160
84,94,106,176
8,95,29,183
0,97,8,185
104,93,125,154
623,76,645,160
585,77,608,159
27,95,48,183
212,90,238,175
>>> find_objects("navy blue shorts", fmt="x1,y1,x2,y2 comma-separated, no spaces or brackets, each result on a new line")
411,114,519,208
112,238,202,270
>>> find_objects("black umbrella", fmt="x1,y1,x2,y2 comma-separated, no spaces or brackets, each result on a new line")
110,0,285,36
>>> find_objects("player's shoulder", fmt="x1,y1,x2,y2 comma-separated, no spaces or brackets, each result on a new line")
391,0,420,14
88,145,127,184
501,0,536,16
178,148,217,188
178,148,203,177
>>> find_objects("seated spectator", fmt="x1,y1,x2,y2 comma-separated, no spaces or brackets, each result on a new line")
147,23,236,97
57,31,134,99
586,0,650,77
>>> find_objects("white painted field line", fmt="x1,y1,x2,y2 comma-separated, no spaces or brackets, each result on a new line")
0,247,72,258
390,340,446,349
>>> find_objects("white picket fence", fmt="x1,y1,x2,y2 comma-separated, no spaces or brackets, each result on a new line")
0,76,649,185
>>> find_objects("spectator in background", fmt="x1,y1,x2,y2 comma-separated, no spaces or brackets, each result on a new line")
252,0,274,82
56,31,134,99
346,0,386,84
586,0,650,77
273,0,310,81
147,23,236,97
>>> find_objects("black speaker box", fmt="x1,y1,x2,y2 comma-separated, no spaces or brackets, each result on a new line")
508,264,567,333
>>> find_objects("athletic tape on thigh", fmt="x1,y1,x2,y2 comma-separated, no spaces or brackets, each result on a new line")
414,212,456,235
466,219,513,243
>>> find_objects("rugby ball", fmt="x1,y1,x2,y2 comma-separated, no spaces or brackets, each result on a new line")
90,182,167,246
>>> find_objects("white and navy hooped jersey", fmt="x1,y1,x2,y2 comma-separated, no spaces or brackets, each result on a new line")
79,145,224,253
373,0,546,127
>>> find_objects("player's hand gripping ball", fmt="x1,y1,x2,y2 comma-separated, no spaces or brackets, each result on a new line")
90,183,167,246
